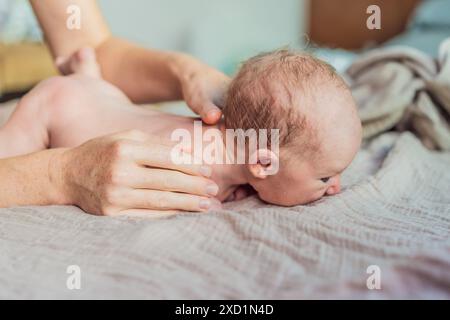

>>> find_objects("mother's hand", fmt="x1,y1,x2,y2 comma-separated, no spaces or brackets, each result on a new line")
57,130,220,216
171,53,231,125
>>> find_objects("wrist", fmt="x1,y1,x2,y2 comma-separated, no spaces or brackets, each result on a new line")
167,51,202,87
167,51,189,77
47,148,74,206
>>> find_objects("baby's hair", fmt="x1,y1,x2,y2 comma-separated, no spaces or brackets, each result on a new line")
223,48,347,159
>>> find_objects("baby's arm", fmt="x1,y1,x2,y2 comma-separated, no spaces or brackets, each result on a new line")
0,85,50,159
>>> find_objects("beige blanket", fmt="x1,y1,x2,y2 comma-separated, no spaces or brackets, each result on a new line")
1,42,450,298
0,124,449,298
348,37,450,151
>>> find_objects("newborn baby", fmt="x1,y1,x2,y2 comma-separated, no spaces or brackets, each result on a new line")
0,48,361,207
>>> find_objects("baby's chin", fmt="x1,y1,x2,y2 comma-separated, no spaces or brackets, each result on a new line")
257,189,325,207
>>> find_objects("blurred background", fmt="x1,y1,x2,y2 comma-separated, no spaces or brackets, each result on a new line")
1,0,450,101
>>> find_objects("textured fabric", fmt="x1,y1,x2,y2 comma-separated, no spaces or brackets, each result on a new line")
1,47,450,298
0,128,449,299
348,37,450,151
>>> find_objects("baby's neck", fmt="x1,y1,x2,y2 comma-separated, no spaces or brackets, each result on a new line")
207,122,250,201
151,108,257,201
158,113,250,201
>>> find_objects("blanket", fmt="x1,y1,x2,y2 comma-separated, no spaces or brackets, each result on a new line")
1,40,450,298
348,37,450,151
0,124,449,298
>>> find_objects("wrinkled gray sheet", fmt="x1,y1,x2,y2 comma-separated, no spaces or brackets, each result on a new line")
348,37,450,151
1,37,450,298
1,127,449,299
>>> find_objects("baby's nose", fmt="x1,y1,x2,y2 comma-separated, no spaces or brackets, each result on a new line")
326,176,341,195
334,176,341,193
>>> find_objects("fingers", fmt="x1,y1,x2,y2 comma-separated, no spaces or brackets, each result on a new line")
200,102,223,125
111,129,151,142
115,209,179,218
132,143,212,178
130,167,218,197
187,73,229,125
120,189,222,212
112,129,188,149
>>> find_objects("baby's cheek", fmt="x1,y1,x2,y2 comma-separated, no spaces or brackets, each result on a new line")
290,186,326,205
310,189,328,202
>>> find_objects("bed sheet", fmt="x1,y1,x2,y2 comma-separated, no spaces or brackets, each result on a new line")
0,101,449,299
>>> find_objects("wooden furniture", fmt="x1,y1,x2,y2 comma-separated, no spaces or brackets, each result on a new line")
308,0,422,50
0,42,57,101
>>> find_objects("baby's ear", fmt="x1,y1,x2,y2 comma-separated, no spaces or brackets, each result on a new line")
248,149,280,179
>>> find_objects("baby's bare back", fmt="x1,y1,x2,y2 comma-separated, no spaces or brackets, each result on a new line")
48,75,196,148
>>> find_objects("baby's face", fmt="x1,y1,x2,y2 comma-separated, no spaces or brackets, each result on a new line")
249,128,361,206
249,156,340,206
224,49,362,206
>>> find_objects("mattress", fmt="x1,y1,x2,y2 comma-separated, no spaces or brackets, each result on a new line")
0,101,449,299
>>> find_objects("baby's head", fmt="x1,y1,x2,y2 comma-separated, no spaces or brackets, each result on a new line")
223,49,362,206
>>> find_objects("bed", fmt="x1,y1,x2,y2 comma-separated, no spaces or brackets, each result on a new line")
0,96,449,299
1,0,450,300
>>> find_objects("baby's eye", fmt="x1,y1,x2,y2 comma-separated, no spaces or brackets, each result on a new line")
320,177,330,183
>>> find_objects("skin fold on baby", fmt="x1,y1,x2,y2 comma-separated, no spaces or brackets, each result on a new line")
0,48,362,208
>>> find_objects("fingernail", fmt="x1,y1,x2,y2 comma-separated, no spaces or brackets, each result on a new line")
207,109,221,120
199,199,211,210
202,110,220,124
200,166,212,177
206,184,219,196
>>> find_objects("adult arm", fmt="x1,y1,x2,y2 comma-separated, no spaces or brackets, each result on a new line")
0,149,67,208
29,0,229,124
0,130,220,215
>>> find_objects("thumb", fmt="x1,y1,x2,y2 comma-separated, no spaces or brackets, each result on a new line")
197,101,222,125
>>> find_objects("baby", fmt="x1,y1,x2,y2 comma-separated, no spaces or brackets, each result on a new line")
0,48,361,207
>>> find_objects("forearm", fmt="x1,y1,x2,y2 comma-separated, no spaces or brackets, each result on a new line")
30,0,200,104
0,149,69,208
31,0,228,121
95,37,186,103
30,0,110,57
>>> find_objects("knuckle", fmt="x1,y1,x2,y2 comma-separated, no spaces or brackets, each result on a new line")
126,129,146,140
159,178,170,191
110,139,131,158
184,175,208,194
161,172,180,190
109,167,127,186
103,186,120,205
155,194,170,210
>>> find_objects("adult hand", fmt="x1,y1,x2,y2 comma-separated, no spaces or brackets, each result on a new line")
56,130,221,216
171,53,231,125
32,0,230,125
55,47,231,125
